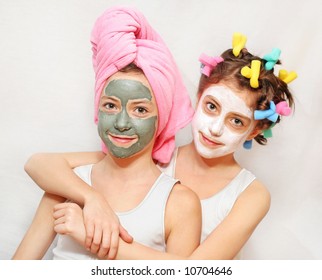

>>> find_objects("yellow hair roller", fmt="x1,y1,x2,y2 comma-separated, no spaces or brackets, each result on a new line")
278,69,298,84
232,32,247,57
241,60,261,88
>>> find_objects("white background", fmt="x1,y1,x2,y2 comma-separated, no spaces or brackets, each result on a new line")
0,0,321,260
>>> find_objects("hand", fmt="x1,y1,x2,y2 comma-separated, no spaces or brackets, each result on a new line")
83,192,133,259
53,203,86,245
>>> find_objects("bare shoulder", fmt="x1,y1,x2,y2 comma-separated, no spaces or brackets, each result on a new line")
169,183,201,211
244,179,271,203
235,179,271,218
165,182,201,225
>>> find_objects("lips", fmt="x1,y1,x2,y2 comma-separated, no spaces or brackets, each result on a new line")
199,132,223,148
107,133,138,147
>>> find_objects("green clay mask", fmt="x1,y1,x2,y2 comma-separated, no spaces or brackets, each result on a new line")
98,79,157,158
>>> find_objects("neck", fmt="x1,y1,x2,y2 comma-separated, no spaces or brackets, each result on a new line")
100,149,159,180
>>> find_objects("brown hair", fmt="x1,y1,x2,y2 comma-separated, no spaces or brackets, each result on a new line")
119,63,144,74
197,48,295,145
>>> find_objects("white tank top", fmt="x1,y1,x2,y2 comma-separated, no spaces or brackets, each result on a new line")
159,148,256,242
52,164,178,260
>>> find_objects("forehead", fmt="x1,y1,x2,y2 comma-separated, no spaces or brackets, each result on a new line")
104,79,152,101
201,84,253,117
104,71,153,97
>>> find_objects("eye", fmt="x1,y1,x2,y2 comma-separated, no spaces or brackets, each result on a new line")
104,102,119,112
231,118,244,127
134,106,148,115
206,102,217,111
106,103,115,109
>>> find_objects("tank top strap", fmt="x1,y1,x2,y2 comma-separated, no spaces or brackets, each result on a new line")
200,168,256,243
227,168,256,196
144,173,179,212
116,173,178,217
218,168,256,217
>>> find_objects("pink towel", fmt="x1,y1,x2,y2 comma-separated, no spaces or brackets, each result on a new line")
90,6,194,163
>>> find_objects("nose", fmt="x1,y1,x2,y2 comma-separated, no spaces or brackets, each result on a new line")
209,116,224,137
114,110,131,132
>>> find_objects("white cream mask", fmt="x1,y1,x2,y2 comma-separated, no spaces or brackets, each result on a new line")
192,85,255,158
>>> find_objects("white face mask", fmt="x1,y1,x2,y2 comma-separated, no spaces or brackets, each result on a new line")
192,85,255,158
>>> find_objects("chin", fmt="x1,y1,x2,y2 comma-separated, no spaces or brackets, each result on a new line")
195,144,231,159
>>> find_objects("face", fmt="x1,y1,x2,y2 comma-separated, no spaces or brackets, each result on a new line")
98,73,158,159
192,84,256,158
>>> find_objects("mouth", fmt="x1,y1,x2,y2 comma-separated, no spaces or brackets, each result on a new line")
107,133,138,148
199,132,224,148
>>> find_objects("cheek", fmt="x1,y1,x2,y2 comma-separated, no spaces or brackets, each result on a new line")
98,112,114,133
192,106,212,130
133,117,157,137
221,127,251,148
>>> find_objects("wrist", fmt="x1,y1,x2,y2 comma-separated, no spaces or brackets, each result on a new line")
83,188,105,206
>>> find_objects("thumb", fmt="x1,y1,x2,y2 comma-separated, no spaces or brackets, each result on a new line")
119,225,133,244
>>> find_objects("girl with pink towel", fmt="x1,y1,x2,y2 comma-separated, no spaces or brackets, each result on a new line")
12,6,201,260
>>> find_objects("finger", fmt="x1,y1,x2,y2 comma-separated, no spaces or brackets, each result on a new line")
90,242,100,255
85,221,94,250
53,216,65,226
96,240,109,259
97,226,114,259
90,225,102,254
119,225,133,244
106,230,119,260
52,208,66,219
53,203,69,211
54,223,66,234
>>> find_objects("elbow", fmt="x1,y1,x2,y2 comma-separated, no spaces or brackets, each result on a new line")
24,153,46,176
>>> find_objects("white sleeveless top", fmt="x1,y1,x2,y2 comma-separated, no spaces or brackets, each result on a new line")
159,148,256,242
52,164,178,260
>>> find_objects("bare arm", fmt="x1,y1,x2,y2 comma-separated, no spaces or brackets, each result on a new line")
116,240,183,260
12,192,65,259
190,180,271,259
53,180,269,260
53,183,202,260
116,183,202,260
119,181,270,260
24,152,104,204
53,203,181,259
24,151,133,258
163,183,201,256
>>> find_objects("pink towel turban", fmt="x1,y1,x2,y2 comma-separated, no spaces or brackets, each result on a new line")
91,6,194,163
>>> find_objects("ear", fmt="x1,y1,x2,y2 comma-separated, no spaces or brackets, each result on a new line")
246,127,262,141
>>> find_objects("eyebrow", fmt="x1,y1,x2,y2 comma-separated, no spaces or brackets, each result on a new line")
128,98,153,105
104,96,120,102
205,95,251,120
231,112,251,120
204,95,221,108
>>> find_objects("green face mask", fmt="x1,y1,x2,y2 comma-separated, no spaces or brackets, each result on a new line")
98,79,157,158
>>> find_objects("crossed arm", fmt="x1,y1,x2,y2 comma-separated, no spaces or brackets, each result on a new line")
23,152,132,259
116,179,270,260
52,180,202,260
22,151,270,260
52,202,182,260
14,152,201,259
50,178,269,260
